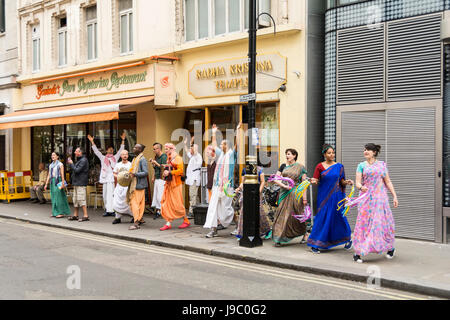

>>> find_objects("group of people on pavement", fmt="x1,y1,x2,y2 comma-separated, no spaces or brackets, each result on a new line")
36,122,398,263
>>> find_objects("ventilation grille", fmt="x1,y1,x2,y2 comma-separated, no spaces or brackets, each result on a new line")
337,27,385,104
387,14,442,100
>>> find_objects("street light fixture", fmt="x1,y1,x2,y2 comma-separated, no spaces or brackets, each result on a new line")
240,0,276,248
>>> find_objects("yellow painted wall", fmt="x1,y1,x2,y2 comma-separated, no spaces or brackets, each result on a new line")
174,30,307,166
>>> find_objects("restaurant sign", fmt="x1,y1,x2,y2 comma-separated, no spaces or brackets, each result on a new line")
188,53,286,99
23,63,154,105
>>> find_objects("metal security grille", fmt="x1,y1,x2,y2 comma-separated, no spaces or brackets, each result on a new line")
387,14,442,100
340,111,386,230
386,108,436,241
337,27,385,104
340,108,437,241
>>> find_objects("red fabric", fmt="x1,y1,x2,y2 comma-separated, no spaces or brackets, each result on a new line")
313,163,325,180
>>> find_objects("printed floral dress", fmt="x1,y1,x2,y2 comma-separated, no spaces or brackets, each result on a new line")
353,161,395,256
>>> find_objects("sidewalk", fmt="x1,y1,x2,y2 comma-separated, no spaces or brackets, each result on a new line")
1,201,449,299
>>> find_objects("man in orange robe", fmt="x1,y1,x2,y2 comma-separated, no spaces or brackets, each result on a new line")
159,143,190,231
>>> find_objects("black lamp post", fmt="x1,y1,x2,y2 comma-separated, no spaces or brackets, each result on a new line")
240,0,262,248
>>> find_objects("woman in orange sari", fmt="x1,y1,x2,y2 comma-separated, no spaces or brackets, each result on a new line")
159,143,190,231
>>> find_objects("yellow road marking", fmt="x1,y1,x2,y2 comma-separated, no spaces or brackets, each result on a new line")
0,219,428,300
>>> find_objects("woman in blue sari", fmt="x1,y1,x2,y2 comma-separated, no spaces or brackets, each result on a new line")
307,144,353,254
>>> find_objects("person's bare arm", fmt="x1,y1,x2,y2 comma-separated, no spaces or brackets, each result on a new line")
211,124,218,149
384,173,399,208
259,172,265,194
44,170,51,191
355,172,367,193
302,173,308,205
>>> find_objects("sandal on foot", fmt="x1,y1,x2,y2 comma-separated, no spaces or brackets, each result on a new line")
78,217,89,222
68,216,79,221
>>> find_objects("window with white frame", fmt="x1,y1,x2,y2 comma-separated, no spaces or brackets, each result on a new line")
32,24,40,72
119,0,133,54
184,0,271,41
58,17,68,66
86,6,98,61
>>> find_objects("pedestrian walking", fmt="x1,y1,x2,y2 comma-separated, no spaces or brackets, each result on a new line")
150,142,167,219
307,144,353,253
127,144,149,230
159,143,190,231
271,149,308,246
44,152,71,218
88,132,126,217
184,136,203,218
67,147,90,222
30,162,48,204
112,150,133,224
204,123,240,238
352,143,399,263
234,166,271,240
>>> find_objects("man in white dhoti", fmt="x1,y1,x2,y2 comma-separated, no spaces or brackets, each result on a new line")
149,143,167,219
88,132,126,217
204,123,241,238
184,136,203,219
112,150,132,224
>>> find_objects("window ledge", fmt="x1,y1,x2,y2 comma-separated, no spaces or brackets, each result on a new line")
175,23,303,54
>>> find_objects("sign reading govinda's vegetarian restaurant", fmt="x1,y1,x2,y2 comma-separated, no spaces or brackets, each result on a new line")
23,63,154,106
188,53,287,99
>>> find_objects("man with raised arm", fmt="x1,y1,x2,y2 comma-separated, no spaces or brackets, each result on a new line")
87,132,126,217
203,123,241,238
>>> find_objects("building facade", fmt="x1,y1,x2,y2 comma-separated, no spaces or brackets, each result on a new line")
0,0,326,206
0,0,20,171
325,0,449,242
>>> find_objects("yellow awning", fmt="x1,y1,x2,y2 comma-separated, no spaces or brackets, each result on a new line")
0,96,153,130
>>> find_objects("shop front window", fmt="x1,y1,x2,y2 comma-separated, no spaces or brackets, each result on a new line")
66,123,87,158
53,125,65,160
31,112,137,184
256,103,279,175
32,126,52,180
114,112,137,157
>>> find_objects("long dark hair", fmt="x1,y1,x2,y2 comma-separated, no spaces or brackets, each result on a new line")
365,143,381,157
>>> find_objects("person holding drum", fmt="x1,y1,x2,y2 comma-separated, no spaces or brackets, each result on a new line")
112,150,133,224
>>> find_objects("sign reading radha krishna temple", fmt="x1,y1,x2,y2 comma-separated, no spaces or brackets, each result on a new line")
188,53,287,99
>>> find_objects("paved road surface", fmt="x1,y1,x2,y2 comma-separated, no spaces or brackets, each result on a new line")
0,218,439,300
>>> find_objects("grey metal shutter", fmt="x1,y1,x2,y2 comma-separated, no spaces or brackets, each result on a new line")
387,14,442,100
337,27,385,104
340,111,386,230
386,108,436,241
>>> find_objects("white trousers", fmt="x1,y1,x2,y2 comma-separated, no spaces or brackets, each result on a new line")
113,185,132,218
151,179,165,210
102,182,115,213
204,186,234,229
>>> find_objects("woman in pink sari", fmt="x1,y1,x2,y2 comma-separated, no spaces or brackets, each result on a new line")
353,143,399,263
